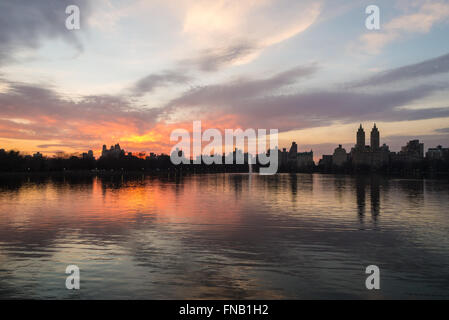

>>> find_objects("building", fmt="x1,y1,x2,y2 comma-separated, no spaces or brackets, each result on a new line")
82,150,94,160
350,124,390,169
279,148,288,167
332,145,348,167
145,153,158,161
399,140,424,163
316,124,449,172
33,152,43,159
101,144,125,158
356,124,365,150
426,145,449,161
380,143,390,152
318,155,333,171
282,142,314,170
370,124,380,150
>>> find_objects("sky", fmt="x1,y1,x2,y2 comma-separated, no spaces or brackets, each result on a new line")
0,0,449,160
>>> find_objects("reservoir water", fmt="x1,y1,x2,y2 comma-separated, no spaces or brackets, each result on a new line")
0,173,448,299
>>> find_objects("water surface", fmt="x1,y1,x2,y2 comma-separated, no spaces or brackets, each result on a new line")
0,173,448,299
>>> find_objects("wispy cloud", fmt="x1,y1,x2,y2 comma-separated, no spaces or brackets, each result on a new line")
166,64,319,111
0,0,92,65
435,127,449,133
181,0,322,70
230,85,449,131
130,70,192,96
349,52,449,87
0,80,163,150
164,59,449,131
181,42,259,72
357,1,449,54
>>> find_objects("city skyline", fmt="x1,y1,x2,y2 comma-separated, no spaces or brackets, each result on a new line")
2,123,447,168
1,1,449,160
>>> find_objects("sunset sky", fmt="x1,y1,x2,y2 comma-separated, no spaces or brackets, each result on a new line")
1,0,449,160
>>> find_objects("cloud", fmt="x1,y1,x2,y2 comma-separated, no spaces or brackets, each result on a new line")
164,61,449,132
0,0,92,65
0,80,166,153
181,42,259,72
130,70,192,96
435,127,449,133
386,1,449,33
165,64,319,111
0,81,161,124
232,85,449,131
181,0,322,70
357,1,449,54
350,52,449,87
2,52,449,156
182,0,322,44
0,64,319,154
36,143,91,149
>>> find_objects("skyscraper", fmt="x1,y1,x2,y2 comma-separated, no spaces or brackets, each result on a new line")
351,124,390,168
370,123,379,150
356,124,365,150
288,142,298,159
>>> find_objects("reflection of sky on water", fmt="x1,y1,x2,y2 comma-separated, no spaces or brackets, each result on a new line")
0,174,448,299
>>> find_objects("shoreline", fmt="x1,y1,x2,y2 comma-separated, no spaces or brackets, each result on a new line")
0,170,448,180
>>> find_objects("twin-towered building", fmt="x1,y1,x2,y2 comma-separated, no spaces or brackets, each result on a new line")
350,123,391,168
318,124,437,171
320,124,390,169
356,123,380,150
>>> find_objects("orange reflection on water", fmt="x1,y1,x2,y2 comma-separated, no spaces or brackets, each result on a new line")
87,175,244,226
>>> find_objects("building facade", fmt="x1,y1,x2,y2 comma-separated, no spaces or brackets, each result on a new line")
279,142,314,170
350,124,390,169
101,144,125,158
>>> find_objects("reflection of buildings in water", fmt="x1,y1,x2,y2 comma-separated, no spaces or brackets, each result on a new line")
334,175,347,203
424,179,449,196
0,175,96,198
355,175,380,224
396,179,424,206
355,176,366,220
297,174,313,193
287,174,314,202
230,174,243,199
100,175,124,198
264,174,281,192
289,173,297,198
173,174,185,196
370,176,380,222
